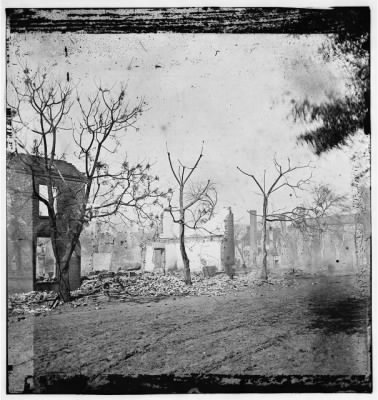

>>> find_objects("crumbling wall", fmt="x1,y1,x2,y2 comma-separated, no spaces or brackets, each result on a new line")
221,208,235,275
7,156,84,292
186,239,222,272
81,228,143,273
248,210,257,267
144,237,223,274
7,171,34,293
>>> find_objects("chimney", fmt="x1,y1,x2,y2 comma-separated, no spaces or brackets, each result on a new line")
249,210,257,252
222,207,235,275
248,210,257,266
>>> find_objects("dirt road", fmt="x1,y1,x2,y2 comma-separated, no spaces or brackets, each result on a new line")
7,275,371,393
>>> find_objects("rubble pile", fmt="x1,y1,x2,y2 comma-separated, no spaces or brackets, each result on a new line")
71,273,193,298
8,291,58,317
8,271,301,317
189,273,253,296
72,271,265,299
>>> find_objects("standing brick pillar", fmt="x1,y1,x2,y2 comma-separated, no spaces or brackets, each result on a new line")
222,207,235,277
249,210,257,266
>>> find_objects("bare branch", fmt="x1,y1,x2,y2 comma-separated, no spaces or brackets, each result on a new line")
166,144,181,185
237,166,265,195
183,141,204,184
8,68,165,298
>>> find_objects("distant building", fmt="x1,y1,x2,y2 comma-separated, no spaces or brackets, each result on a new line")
235,210,361,275
144,208,235,274
7,153,85,293
80,222,146,274
287,214,359,273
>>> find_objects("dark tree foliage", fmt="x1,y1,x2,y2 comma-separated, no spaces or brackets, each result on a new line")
294,33,369,155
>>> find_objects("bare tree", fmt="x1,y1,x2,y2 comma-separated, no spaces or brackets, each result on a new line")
276,184,349,271
237,157,312,280
166,143,217,285
290,184,348,233
8,68,165,301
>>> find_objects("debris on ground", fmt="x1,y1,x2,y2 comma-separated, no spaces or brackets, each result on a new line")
8,291,59,318
8,270,301,317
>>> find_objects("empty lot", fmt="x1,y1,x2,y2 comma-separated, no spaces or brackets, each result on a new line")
8,275,371,393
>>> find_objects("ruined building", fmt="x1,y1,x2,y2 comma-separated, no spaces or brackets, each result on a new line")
144,208,235,274
7,153,85,293
248,210,257,265
221,208,235,275
286,214,359,273
235,208,362,275
80,222,145,274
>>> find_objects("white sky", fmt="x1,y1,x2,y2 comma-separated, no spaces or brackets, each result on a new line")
8,32,367,224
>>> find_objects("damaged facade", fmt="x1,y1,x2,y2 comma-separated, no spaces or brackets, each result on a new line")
7,152,369,293
145,205,364,277
286,215,358,273
144,208,235,274
235,209,365,275
80,222,145,274
7,153,85,294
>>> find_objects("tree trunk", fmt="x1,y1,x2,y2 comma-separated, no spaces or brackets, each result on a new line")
261,196,268,280
178,183,192,285
179,221,192,285
58,266,71,302
54,239,76,302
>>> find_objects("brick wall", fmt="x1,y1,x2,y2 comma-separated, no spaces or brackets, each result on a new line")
7,160,84,293
33,175,83,291
7,170,34,293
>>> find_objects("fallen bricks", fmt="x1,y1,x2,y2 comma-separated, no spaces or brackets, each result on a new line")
8,290,59,317
8,271,301,317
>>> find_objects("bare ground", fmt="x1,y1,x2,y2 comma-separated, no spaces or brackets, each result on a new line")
7,275,371,393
